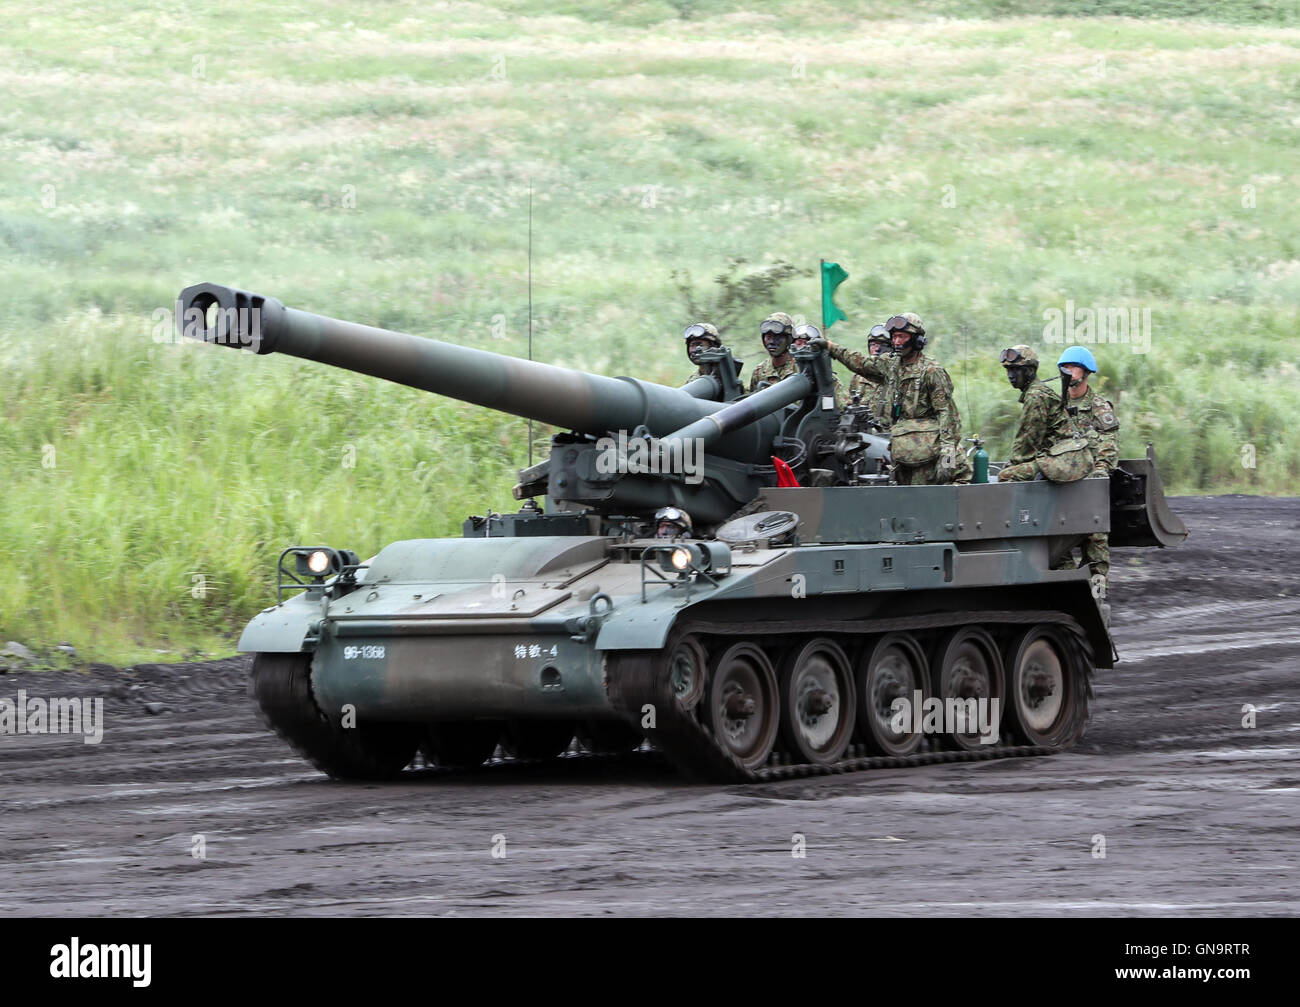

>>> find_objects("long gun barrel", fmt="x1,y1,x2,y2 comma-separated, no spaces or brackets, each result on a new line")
179,283,786,465
662,372,811,451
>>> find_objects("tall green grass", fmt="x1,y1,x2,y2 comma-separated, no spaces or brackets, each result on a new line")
1,0,1297,662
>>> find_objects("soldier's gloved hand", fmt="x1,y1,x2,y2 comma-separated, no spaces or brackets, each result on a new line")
1087,467,1109,478
806,336,829,353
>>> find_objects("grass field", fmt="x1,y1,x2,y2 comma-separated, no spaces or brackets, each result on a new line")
2,1,1298,663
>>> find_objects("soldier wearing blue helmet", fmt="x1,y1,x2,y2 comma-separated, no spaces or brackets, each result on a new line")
997,345,1089,483
1053,345,1120,602
1058,345,1097,373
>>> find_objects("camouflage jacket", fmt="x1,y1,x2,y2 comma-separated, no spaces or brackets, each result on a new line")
830,346,963,448
1010,381,1076,463
681,366,710,387
1069,384,1120,474
748,355,799,393
848,373,890,428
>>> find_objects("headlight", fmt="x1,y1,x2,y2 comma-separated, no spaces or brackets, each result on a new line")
652,541,732,580
658,543,710,575
291,547,359,580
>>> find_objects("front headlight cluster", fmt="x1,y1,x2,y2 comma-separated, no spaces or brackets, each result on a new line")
658,541,731,577
292,546,360,581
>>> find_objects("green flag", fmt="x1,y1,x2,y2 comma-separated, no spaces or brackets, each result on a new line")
820,260,848,331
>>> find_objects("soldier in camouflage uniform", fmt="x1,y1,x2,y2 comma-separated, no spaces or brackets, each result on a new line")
1050,346,1120,595
847,324,892,429
791,323,846,408
748,312,799,393
815,313,972,484
995,345,1079,481
681,322,722,386
654,506,693,539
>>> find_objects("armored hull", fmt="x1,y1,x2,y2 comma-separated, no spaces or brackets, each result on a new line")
182,282,1186,782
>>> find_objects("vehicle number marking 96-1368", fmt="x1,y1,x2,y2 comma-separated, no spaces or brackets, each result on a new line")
343,645,385,660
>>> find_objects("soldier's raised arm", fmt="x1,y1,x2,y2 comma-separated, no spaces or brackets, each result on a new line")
825,337,890,380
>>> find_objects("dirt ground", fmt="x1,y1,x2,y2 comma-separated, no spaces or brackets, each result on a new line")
2,495,1297,917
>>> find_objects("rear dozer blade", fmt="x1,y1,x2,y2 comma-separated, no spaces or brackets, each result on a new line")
1109,443,1189,548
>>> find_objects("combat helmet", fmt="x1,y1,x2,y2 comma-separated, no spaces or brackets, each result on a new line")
1000,344,1040,391
1057,345,1098,373
791,323,821,349
885,312,927,353
758,312,794,355
683,322,721,364
654,506,693,538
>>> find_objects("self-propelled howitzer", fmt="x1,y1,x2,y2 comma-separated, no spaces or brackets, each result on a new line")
181,283,1186,782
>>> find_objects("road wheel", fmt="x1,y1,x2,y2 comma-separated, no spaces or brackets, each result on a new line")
855,633,928,756
1004,624,1091,749
778,637,855,765
931,627,1004,751
667,635,708,710
706,642,779,772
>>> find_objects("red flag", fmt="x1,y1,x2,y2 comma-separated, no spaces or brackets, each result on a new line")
773,456,801,487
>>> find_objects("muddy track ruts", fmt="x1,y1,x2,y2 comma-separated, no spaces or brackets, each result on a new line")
1,496,1297,917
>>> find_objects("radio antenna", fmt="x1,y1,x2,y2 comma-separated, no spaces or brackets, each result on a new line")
960,322,973,426
527,180,534,471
